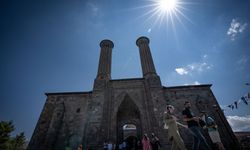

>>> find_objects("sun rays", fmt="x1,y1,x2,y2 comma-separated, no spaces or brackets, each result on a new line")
134,0,193,31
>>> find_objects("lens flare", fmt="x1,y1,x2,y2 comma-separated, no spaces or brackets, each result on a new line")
134,0,193,31
158,0,177,12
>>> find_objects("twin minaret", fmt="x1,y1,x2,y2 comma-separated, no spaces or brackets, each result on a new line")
96,39,114,80
96,36,157,81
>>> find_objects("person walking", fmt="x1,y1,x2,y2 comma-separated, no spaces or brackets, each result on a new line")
122,141,127,150
78,144,83,150
150,133,161,150
107,141,113,150
103,141,108,150
200,112,225,150
182,101,211,150
163,105,186,150
141,134,151,150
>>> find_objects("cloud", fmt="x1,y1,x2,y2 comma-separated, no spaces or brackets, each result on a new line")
193,81,200,85
237,55,248,65
86,2,99,16
184,81,201,85
203,54,208,59
175,68,188,75
227,19,247,41
175,62,213,75
236,55,248,70
226,115,250,131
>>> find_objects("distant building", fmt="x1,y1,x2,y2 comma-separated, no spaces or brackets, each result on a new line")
235,132,250,150
28,36,240,150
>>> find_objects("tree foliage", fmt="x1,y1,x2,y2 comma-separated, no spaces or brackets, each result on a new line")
0,121,26,150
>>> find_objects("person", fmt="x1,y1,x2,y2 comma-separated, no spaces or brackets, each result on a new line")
107,141,113,150
78,144,83,150
137,140,142,150
122,141,127,150
103,141,108,150
200,112,225,150
119,143,123,150
163,105,186,150
150,133,161,150
141,134,151,150
182,101,211,150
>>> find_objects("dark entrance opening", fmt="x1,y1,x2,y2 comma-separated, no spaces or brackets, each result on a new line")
125,136,138,150
117,95,142,148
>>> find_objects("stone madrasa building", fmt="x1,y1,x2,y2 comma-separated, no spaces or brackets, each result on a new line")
28,36,239,150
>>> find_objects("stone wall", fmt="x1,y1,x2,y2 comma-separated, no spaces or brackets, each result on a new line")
27,92,91,150
28,82,240,150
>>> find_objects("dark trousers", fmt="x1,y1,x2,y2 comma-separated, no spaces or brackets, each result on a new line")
189,126,211,150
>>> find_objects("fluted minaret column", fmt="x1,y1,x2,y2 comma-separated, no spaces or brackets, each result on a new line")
96,39,114,80
136,36,157,77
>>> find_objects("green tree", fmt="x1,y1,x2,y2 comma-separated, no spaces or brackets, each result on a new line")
0,121,26,150
0,121,14,149
11,132,26,150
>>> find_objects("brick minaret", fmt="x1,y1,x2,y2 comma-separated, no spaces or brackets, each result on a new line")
94,39,114,90
96,39,114,80
136,36,157,77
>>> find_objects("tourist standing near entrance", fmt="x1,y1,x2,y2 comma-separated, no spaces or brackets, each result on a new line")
182,101,211,150
107,141,113,150
150,133,161,150
103,141,108,150
78,144,83,150
122,141,127,150
141,134,151,150
200,112,225,150
163,105,186,150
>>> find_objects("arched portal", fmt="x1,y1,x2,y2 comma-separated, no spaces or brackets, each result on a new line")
117,94,142,147
125,135,138,150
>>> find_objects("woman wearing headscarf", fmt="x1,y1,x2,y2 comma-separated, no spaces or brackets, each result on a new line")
163,105,186,150
141,134,152,150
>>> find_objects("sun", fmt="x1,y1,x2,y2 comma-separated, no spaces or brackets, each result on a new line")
135,0,192,30
158,0,178,12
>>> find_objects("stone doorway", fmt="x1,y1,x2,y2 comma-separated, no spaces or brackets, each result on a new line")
125,135,138,150
117,95,142,146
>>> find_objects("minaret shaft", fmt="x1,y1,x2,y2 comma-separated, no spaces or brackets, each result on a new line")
96,40,114,79
136,36,157,76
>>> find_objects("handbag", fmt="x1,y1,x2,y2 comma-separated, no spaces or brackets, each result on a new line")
164,123,169,129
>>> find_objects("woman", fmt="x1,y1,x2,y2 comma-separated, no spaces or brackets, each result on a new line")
141,134,151,150
200,112,225,150
150,133,161,150
163,105,186,150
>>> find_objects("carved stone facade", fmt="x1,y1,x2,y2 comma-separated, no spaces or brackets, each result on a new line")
28,37,239,150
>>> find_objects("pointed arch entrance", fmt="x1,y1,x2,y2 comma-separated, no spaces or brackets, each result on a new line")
117,94,142,149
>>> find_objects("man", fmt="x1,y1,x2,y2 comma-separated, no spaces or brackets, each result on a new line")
200,112,225,150
182,101,211,150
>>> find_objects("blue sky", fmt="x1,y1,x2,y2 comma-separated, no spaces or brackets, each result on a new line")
1,0,250,140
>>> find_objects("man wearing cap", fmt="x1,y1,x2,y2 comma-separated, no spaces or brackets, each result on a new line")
182,101,211,150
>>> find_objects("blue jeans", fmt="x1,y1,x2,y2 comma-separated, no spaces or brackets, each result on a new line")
189,126,211,150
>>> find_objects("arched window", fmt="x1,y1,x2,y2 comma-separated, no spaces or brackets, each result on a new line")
123,124,136,130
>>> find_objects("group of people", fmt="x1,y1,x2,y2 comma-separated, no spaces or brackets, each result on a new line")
141,133,161,150
163,101,225,150
103,141,127,150
79,101,225,150
102,133,161,150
